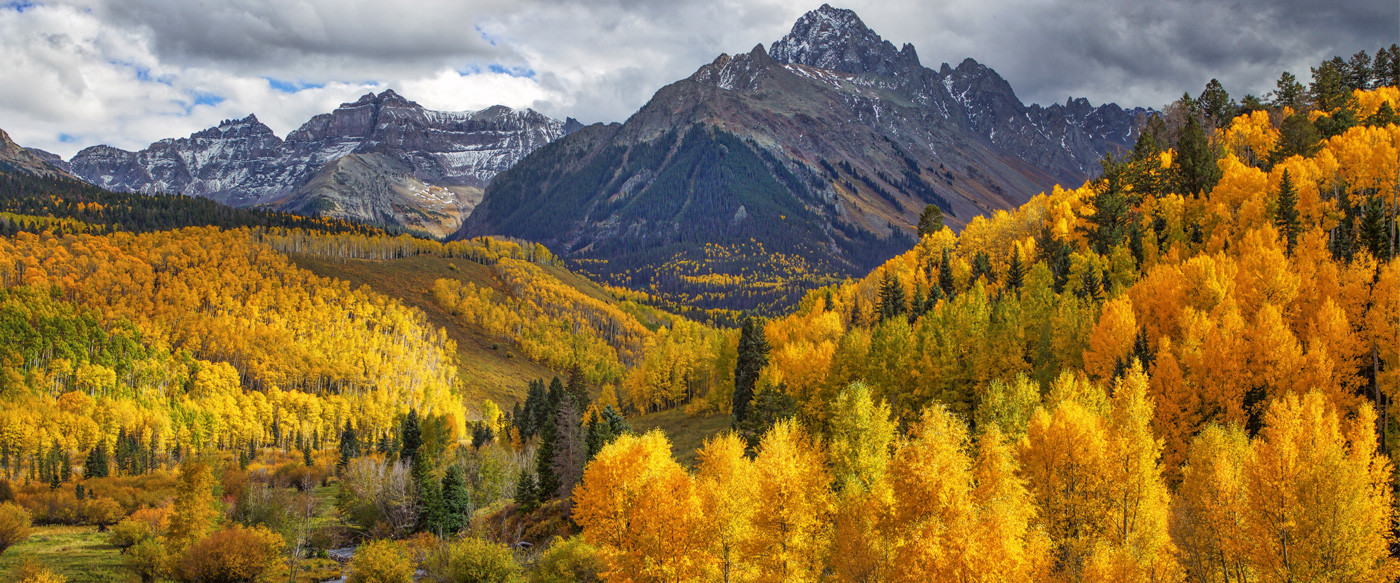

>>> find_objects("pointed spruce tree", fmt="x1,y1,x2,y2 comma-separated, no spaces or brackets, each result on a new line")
732,317,770,424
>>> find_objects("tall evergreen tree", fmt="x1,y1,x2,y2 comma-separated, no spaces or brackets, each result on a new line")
399,409,421,466
514,470,538,512
1006,248,1026,292
877,271,906,321
938,247,956,298
552,398,586,511
1197,78,1237,127
1311,56,1351,111
535,402,560,500
414,458,444,534
566,363,589,408
1173,115,1221,197
85,440,109,479
1273,71,1306,109
732,317,770,423
337,421,360,471
1275,170,1300,254
440,465,472,534
518,379,547,440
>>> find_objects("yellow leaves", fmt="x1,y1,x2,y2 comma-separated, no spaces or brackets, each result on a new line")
574,431,709,583
695,433,758,583
1083,295,1137,382
1320,123,1400,196
1352,85,1400,119
1223,110,1280,165
828,382,896,493
749,420,833,583
1172,424,1251,583
1243,392,1399,583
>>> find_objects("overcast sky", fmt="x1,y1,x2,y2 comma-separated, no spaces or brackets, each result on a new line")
2,0,1394,158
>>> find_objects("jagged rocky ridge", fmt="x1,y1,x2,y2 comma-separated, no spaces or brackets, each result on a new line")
459,4,1148,312
0,128,77,180
67,91,576,237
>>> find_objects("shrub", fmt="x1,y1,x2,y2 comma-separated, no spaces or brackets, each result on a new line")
125,538,167,583
175,524,284,583
10,559,65,583
529,536,602,583
0,501,32,554
346,539,414,583
83,497,125,531
422,537,521,583
109,506,169,550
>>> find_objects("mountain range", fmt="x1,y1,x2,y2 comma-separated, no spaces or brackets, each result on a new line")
459,4,1148,310
36,4,1148,310
63,91,576,237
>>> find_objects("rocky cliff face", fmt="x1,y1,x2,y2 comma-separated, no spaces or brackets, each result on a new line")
0,128,78,180
67,90,571,235
461,4,1149,312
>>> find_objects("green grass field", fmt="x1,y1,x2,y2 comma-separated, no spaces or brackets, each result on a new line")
628,409,733,467
0,525,129,583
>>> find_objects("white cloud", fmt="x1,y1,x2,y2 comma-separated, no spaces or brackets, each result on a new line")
0,0,1392,157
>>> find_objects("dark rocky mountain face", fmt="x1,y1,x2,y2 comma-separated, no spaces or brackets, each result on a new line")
460,4,1148,313
0,128,78,180
66,90,571,236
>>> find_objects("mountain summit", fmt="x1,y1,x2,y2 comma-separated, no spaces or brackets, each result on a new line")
769,4,920,77
460,4,1147,312
66,90,573,237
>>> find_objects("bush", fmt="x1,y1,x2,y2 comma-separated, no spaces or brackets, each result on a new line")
83,497,124,531
125,538,167,583
422,537,521,583
529,536,602,583
175,524,284,583
10,559,65,583
109,506,169,550
0,501,32,554
346,539,414,583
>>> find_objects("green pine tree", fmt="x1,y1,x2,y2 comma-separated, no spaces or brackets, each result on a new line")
440,465,472,534
337,421,359,471
732,317,769,423
85,440,109,479
514,470,538,512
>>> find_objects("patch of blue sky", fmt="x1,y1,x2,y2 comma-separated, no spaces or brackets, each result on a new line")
457,63,535,78
58,133,75,143
265,78,325,93
109,59,172,85
475,24,498,47
2,1,37,13
488,64,535,78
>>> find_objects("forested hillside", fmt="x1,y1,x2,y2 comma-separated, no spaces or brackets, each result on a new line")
0,38,1397,583
566,74,1400,582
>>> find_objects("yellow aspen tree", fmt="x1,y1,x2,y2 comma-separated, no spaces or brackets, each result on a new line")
748,419,832,583
1082,361,1179,583
165,459,220,557
573,431,709,583
1171,424,1251,583
828,382,897,492
827,382,898,583
1084,296,1138,383
828,381,896,583
969,426,1049,582
695,433,757,583
886,404,976,583
1243,393,1399,582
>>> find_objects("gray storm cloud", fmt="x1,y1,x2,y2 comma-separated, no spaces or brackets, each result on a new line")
2,0,1394,157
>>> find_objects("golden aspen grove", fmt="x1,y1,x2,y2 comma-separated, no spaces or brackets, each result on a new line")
0,29,1398,583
